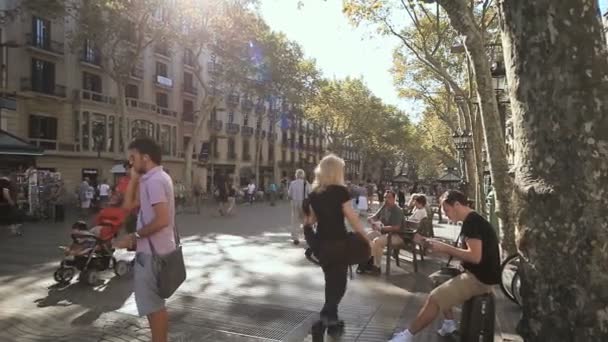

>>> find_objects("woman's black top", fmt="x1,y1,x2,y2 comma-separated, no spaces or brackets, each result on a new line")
309,185,350,241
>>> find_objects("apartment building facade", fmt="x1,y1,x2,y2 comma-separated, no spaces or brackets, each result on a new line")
0,8,326,193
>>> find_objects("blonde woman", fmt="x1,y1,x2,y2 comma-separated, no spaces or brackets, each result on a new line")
302,154,371,338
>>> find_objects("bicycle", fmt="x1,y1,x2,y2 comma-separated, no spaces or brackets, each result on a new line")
500,253,523,306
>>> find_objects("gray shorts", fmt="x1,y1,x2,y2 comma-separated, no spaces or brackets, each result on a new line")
134,253,165,316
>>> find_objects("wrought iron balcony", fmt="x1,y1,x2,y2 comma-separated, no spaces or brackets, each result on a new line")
25,33,64,55
255,103,266,115
156,106,177,117
20,78,66,98
74,89,116,105
226,123,240,135
182,84,198,96
241,126,254,137
208,120,223,132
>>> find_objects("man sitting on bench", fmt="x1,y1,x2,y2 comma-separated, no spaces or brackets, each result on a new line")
357,190,404,275
389,190,501,342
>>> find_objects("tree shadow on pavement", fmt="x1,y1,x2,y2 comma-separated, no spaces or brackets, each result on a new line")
34,272,134,326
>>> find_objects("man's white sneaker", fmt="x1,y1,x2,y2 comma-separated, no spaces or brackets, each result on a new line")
388,330,413,342
437,320,458,336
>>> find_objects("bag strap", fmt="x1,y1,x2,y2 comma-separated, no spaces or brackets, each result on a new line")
140,179,181,256
301,179,306,200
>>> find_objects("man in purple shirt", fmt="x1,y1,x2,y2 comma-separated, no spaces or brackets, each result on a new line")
115,137,175,342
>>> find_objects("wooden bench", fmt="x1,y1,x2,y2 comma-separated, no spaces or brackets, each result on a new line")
385,216,434,278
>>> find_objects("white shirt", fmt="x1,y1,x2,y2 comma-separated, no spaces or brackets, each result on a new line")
409,207,428,222
288,179,310,201
247,183,256,194
98,183,110,196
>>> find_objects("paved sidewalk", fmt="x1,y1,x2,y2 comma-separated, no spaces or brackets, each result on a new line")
0,201,521,341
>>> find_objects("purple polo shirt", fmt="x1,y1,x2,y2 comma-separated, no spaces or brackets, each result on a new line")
136,166,176,255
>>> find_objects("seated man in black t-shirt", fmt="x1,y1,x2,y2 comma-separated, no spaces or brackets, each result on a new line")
389,190,501,342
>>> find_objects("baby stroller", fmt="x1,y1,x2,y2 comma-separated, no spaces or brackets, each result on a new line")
54,206,131,285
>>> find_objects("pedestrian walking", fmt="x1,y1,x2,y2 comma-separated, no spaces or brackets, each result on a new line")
193,181,202,214
247,180,256,205
288,169,310,245
0,173,22,236
226,178,237,215
114,137,181,342
302,155,371,338
269,181,278,206
216,173,228,215
98,179,111,208
79,177,94,218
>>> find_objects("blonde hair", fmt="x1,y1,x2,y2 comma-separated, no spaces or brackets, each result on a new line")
295,169,306,179
312,154,345,192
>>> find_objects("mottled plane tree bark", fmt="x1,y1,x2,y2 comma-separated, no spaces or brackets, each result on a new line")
499,0,608,340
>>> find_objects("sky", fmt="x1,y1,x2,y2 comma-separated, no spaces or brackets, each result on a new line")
260,0,608,123
259,0,419,119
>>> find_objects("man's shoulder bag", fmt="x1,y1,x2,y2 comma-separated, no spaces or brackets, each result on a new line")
141,185,187,299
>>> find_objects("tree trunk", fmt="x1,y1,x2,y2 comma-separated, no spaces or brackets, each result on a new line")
472,106,486,215
438,0,516,255
499,1,608,340
116,82,129,157
183,101,213,189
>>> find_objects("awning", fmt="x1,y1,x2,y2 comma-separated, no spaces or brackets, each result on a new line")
110,164,126,174
392,174,411,184
0,129,44,156
437,172,461,183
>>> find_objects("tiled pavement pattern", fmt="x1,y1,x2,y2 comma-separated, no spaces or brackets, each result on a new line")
0,202,521,341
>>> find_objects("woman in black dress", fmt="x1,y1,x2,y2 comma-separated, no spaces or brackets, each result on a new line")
303,154,370,337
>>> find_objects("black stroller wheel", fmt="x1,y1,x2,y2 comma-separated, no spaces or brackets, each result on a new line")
54,267,75,283
53,269,63,283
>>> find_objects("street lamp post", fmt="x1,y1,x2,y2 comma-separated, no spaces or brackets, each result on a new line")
452,129,473,192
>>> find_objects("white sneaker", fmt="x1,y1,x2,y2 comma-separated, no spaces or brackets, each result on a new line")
389,330,413,342
437,320,458,336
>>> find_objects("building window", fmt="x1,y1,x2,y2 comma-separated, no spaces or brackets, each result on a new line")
32,16,51,49
160,124,171,155
125,84,139,99
268,145,274,161
131,119,154,140
31,58,55,94
183,72,194,90
29,114,57,149
242,139,250,160
156,92,169,108
73,111,80,148
108,116,115,152
156,62,168,77
281,150,286,161
82,72,102,92
184,49,195,66
228,111,235,123
228,138,236,157
82,111,90,151
183,100,194,122
211,136,219,158
243,114,249,126
211,107,217,121
82,39,99,64
290,151,295,162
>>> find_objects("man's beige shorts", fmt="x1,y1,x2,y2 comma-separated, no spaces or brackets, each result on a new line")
430,271,493,312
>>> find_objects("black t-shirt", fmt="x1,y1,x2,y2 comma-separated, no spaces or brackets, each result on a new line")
460,211,501,285
309,185,350,240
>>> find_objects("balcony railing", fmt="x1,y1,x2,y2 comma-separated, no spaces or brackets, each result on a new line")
227,94,239,107
242,154,251,161
228,152,237,160
155,106,176,117
125,97,157,112
241,126,254,137
81,51,101,66
74,89,116,105
25,33,64,55
241,99,254,112
226,123,240,135
182,84,197,96
20,78,66,98
208,120,223,132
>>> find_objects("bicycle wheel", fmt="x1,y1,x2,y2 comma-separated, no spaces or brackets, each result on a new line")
500,253,521,304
